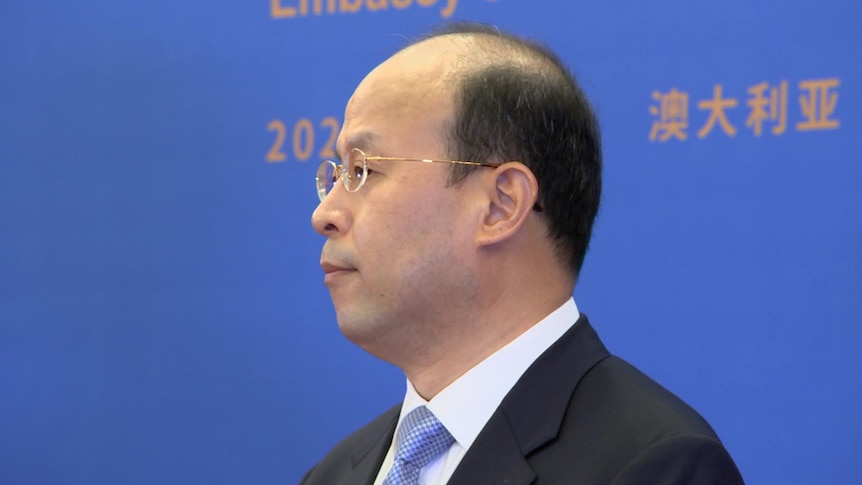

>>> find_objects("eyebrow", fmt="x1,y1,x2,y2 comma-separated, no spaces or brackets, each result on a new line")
339,131,382,160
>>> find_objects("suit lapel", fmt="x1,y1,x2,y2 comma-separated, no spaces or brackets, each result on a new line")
447,413,535,485
343,406,399,485
448,315,610,485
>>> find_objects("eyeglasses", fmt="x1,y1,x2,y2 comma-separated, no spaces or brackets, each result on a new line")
315,147,502,201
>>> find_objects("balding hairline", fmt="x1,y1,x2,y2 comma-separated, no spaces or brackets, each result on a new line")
408,30,562,87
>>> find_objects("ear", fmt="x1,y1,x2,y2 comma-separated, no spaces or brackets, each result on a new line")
476,162,540,248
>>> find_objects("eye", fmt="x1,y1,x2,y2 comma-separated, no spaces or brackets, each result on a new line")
361,163,379,177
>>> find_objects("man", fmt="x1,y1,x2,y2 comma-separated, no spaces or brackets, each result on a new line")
304,22,743,484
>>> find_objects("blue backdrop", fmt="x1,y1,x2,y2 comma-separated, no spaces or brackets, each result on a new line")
1,1,860,483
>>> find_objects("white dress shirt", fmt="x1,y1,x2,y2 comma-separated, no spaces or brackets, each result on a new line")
372,298,580,485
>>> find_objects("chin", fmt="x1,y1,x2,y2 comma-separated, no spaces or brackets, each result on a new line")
335,313,376,344
335,312,396,359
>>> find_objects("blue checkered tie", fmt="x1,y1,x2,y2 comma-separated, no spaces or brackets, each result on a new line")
382,406,455,485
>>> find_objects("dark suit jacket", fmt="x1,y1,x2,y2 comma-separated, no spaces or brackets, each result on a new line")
300,315,744,484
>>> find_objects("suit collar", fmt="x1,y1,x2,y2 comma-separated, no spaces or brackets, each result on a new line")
448,315,610,484
346,406,399,485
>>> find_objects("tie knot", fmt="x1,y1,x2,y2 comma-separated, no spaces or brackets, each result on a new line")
394,406,454,469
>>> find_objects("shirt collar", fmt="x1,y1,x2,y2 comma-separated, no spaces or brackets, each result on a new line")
396,297,580,450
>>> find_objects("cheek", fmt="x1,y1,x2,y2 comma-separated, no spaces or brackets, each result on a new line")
355,200,456,273
351,173,466,270
349,206,413,292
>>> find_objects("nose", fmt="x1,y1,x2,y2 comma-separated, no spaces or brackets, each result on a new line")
311,184,352,237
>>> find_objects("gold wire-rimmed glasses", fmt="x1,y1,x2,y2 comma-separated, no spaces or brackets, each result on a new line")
315,147,502,202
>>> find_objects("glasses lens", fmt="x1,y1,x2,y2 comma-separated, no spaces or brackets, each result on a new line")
345,148,367,192
316,160,338,201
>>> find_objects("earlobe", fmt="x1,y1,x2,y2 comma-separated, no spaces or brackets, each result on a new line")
476,163,540,247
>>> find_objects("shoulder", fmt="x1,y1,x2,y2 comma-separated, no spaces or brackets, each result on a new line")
553,355,743,483
511,315,743,482
575,355,717,437
610,432,744,484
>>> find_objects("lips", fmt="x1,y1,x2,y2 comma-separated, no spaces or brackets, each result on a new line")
320,243,357,283
320,260,357,285
321,261,354,274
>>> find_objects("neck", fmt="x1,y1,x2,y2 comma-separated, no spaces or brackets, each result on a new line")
401,271,573,400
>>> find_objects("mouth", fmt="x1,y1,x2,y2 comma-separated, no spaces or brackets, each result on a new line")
321,261,353,273
321,261,356,283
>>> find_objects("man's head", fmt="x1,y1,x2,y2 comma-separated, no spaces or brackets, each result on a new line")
311,23,601,382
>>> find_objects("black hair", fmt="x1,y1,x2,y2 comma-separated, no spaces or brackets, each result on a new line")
413,22,602,276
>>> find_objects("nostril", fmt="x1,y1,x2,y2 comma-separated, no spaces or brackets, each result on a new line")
325,223,337,231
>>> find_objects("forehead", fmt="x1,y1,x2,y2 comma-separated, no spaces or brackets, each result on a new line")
338,37,473,156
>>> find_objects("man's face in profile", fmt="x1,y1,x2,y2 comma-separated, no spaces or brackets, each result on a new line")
311,39,481,363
